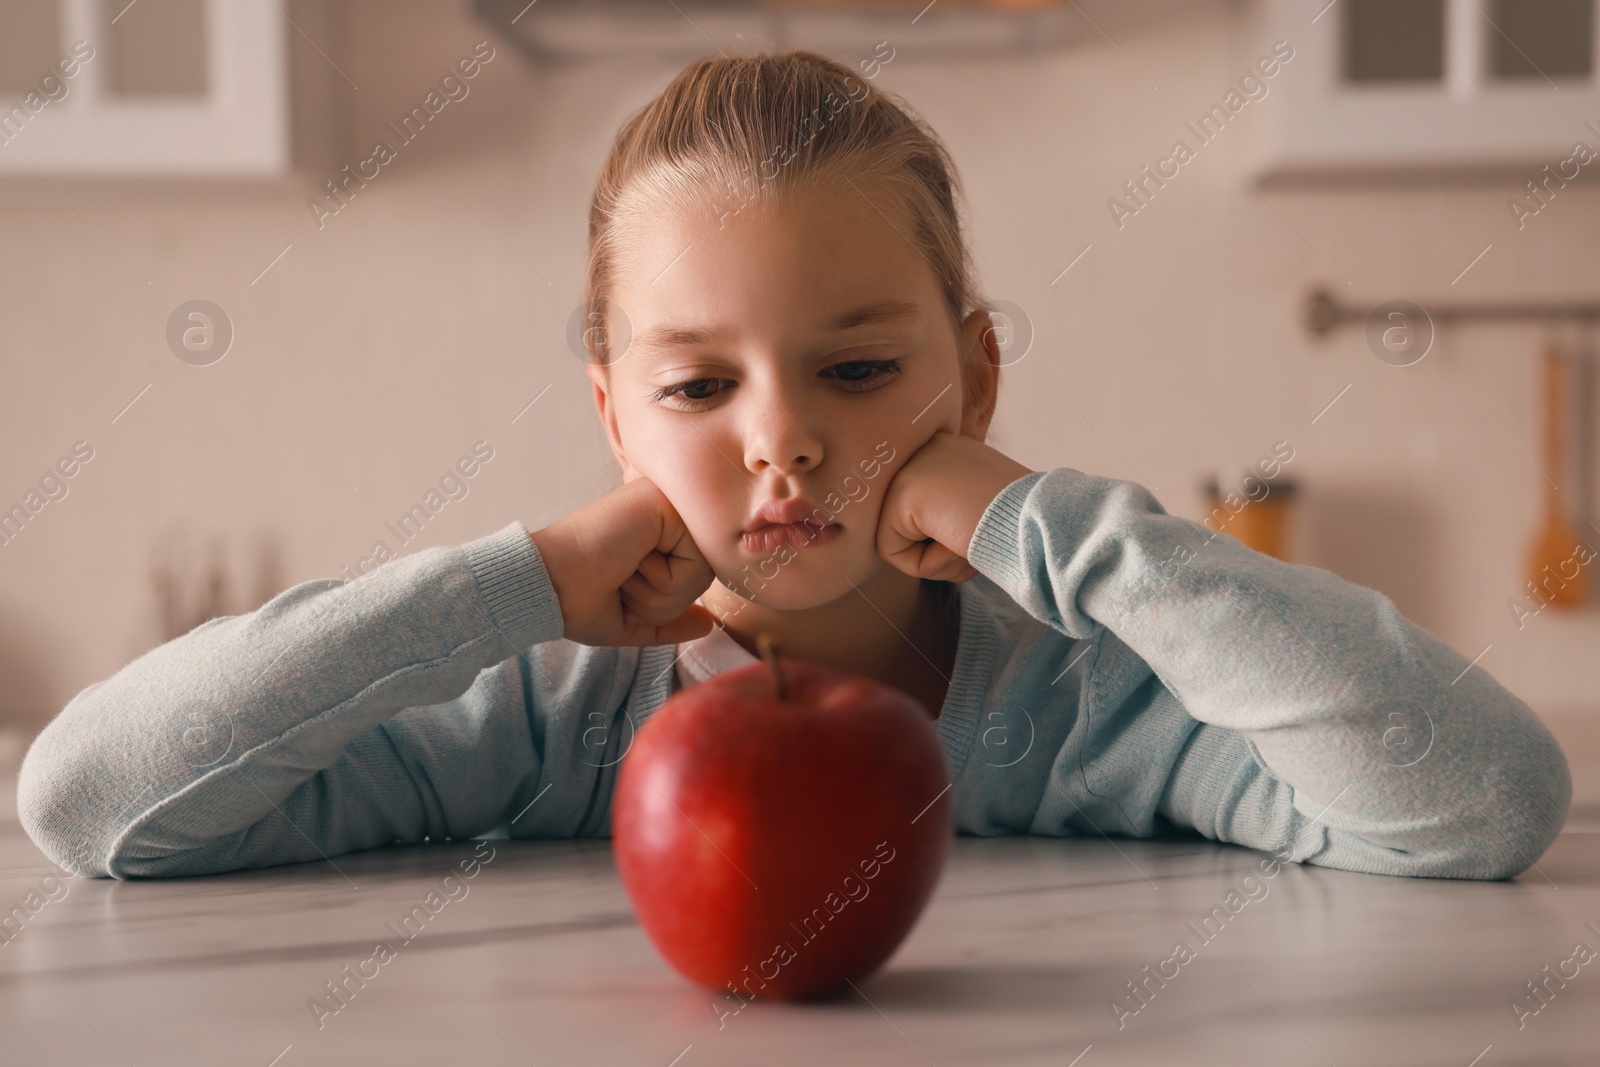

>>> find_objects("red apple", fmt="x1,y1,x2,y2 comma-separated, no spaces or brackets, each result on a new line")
612,640,952,1002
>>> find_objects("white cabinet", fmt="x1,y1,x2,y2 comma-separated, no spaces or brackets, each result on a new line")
1256,0,1600,178
0,0,288,175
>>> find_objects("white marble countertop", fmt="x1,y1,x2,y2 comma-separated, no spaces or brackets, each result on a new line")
0,771,1595,1067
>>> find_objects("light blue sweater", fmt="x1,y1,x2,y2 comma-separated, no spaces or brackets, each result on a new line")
17,468,1571,880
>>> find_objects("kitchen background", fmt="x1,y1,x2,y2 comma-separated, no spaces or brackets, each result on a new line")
1,0,1597,788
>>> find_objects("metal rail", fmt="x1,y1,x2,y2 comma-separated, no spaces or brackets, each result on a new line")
1304,287,1600,336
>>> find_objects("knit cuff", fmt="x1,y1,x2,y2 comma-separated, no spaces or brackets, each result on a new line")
461,521,566,649
1159,725,1327,864
1158,724,1255,839
967,470,1048,594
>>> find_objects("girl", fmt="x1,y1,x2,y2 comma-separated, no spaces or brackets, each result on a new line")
19,51,1568,882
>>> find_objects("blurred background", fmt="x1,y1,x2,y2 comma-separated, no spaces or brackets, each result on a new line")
1,0,1597,799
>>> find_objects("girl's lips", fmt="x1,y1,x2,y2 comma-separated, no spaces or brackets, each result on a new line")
740,521,842,555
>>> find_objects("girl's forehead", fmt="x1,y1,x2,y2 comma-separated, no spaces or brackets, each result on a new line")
611,183,932,318
619,174,914,255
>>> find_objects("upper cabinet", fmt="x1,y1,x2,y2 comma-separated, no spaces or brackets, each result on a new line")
1256,0,1600,179
0,0,288,175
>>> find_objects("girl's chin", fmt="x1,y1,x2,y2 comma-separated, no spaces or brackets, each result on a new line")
705,547,890,613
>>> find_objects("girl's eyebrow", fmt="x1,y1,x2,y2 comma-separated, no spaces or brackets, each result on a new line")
632,300,921,354
831,299,921,331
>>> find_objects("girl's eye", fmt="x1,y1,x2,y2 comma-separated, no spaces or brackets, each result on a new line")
826,358,902,389
675,379,722,401
648,358,902,411
649,378,728,409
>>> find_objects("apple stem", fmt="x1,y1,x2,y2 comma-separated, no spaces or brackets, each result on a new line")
756,632,786,701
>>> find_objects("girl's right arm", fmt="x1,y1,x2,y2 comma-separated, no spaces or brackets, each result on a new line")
17,477,715,880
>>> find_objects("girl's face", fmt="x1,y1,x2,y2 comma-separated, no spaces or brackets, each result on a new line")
587,177,997,610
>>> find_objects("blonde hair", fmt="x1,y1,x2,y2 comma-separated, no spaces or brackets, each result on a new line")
582,49,987,392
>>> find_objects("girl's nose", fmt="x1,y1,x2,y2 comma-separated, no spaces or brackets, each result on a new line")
742,386,824,476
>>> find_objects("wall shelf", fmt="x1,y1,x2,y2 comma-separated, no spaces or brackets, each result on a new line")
472,0,1081,66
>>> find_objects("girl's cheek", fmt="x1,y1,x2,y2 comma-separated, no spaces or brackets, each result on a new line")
628,428,731,532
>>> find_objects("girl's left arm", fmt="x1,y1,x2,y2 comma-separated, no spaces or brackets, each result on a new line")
885,434,1572,880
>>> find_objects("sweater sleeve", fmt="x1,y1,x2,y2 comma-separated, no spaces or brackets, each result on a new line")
966,467,1572,880
17,521,584,880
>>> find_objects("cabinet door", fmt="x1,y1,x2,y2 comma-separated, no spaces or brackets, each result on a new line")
0,0,288,175
1257,0,1600,178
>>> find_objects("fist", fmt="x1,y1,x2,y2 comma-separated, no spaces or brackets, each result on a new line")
530,477,716,647
876,432,1034,583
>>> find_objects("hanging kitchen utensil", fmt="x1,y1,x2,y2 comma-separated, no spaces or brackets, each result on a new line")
1527,341,1589,608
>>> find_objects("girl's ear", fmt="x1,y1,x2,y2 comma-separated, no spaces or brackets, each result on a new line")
587,362,638,481
956,307,1003,442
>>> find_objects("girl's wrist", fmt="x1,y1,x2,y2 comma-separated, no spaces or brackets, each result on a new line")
910,433,1034,559
949,452,1035,558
